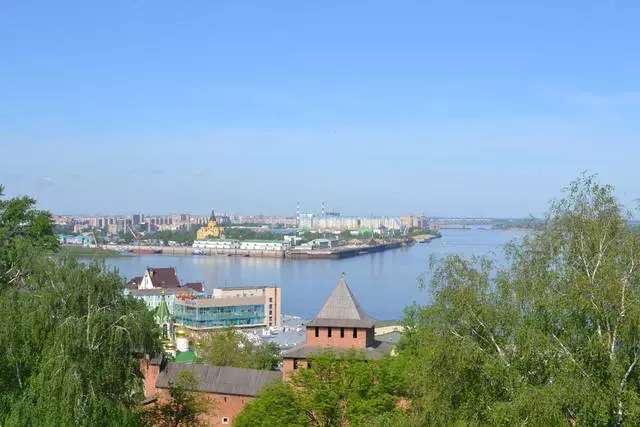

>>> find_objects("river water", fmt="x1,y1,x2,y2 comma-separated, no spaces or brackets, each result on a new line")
104,229,527,321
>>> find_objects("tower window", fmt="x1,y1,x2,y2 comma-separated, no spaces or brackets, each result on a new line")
328,327,332,338
353,328,358,338
340,327,345,338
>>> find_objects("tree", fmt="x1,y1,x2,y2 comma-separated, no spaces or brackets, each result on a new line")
0,185,59,289
0,186,161,425
398,175,640,425
236,349,405,427
141,370,211,427
234,381,306,427
197,327,282,371
291,350,401,427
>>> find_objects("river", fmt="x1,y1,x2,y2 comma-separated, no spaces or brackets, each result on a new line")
104,229,528,321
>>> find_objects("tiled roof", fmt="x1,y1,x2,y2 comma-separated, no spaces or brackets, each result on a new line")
283,341,394,360
156,363,280,397
183,282,204,293
307,275,376,328
127,276,143,289
148,267,180,288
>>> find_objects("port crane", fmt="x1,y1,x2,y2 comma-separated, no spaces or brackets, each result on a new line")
128,224,142,241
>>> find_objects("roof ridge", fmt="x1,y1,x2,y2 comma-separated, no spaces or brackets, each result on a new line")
313,274,368,321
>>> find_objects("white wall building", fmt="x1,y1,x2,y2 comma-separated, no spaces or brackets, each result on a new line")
193,239,290,251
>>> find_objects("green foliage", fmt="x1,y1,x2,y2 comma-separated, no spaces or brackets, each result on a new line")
54,224,75,234
290,350,402,426
237,350,405,427
398,174,640,425
197,327,282,370
142,225,199,245
141,370,211,427
0,185,161,425
234,381,306,427
490,216,543,230
60,245,126,258
0,185,59,289
406,227,441,238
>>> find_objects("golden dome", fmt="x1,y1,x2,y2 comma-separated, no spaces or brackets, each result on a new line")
164,341,177,350
175,326,189,339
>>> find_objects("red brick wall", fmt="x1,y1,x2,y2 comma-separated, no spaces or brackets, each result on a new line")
282,357,308,380
306,326,372,348
156,389,254,426
140,357,160,398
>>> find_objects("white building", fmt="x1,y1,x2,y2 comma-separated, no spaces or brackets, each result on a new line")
193,239,290,251
299,214,402,231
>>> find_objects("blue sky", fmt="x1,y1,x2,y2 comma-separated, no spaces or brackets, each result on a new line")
1,0,639,217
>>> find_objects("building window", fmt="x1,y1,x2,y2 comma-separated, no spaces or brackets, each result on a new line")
353,328,358,338
315,327,319,337
269,316,273,321
269,310,272,315
269,304,272,309
222,417,229,424
293,359,298,369
328,327,332,338
340,327,345,338
224,397,227,402
269,297,273,302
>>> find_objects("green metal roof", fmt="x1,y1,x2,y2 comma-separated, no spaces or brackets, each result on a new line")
174,351,197,363
155,297,171,325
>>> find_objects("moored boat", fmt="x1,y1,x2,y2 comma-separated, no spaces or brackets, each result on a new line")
130,248,161,254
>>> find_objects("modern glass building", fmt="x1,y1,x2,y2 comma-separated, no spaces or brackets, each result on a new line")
173,286,281,330
175,302,266,329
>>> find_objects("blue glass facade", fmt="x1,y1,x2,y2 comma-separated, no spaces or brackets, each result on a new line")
175,303,265,328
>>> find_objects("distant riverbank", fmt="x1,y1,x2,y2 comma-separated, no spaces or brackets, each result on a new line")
60,245,130,258
102,229,521,320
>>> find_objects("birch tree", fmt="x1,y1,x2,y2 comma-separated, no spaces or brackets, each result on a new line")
400,175,640,425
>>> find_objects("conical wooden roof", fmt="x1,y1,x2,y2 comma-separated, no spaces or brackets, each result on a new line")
308,274,375,328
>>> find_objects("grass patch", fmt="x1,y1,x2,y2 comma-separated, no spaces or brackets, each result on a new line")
60,245,130,258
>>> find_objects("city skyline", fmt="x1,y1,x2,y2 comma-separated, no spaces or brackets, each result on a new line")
2,1,640,217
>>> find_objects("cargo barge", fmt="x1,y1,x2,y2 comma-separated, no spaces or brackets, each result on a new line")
286,241,407,260
130,248,162,254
